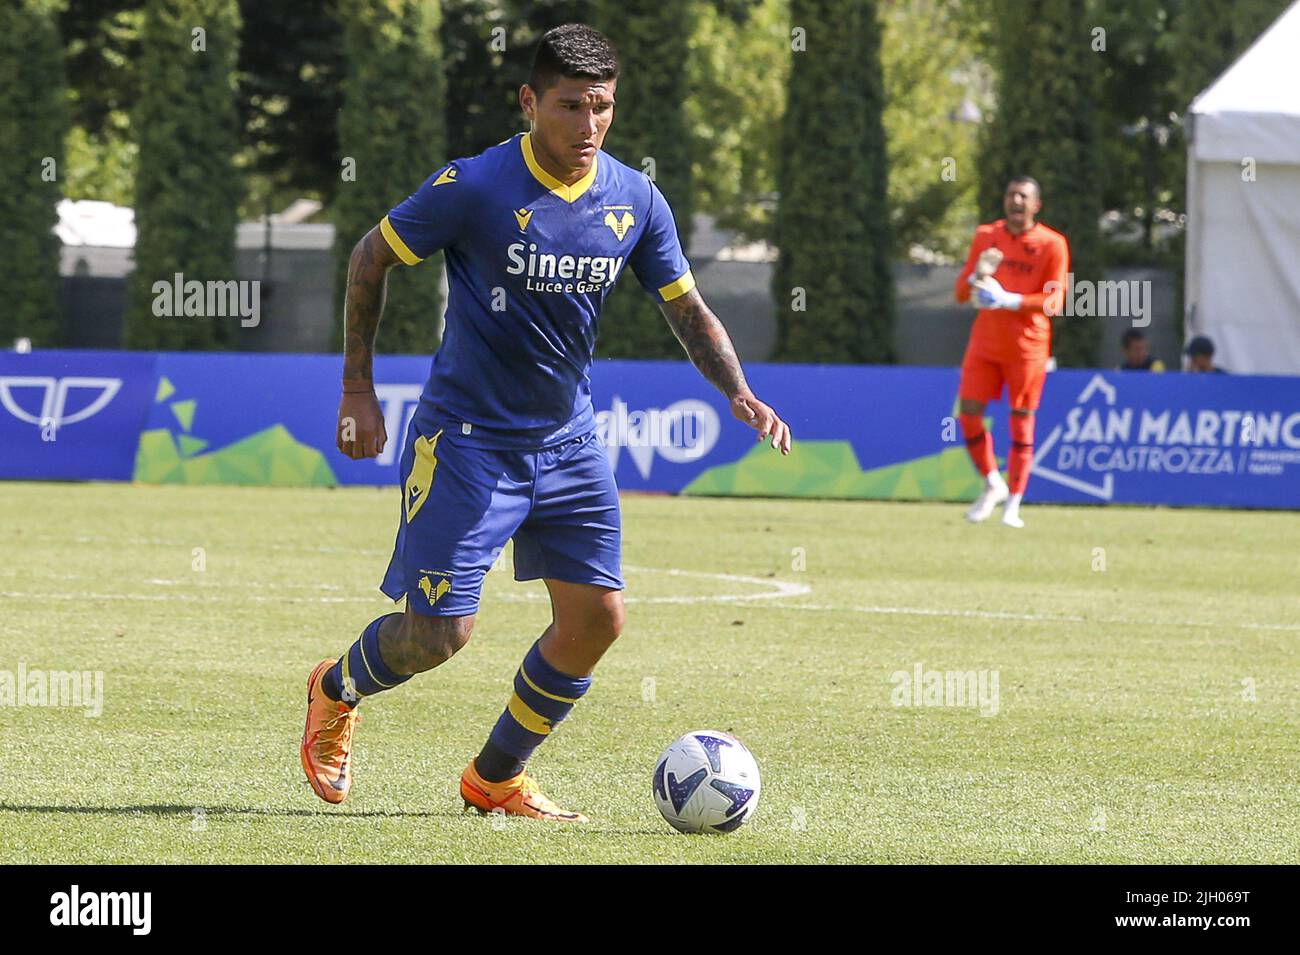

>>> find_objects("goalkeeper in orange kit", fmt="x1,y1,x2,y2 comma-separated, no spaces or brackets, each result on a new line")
953,176,1069,528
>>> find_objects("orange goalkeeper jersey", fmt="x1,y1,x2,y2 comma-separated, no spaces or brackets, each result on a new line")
954,219,1070,359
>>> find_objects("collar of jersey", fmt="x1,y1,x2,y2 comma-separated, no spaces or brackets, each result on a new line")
1002,219,1040,240
520,133,598,203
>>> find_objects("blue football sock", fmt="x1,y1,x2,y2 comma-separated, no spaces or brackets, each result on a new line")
477,640,590,782
322,613,409,705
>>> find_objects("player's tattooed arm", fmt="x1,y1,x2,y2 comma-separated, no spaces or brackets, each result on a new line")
659,288,748,397
338,226,401,460
342,226,401,386
659,288,792,455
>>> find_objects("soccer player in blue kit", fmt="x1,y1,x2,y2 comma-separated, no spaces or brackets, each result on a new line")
301,24,791,821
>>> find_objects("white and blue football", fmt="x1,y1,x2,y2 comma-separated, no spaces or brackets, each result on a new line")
653,730,761,834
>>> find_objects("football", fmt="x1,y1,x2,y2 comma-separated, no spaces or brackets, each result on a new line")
652,730,761,834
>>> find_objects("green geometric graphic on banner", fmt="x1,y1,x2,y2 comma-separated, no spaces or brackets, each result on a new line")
682,441,988,502
169,399,197,432
134,425,336,486
154,376,175,403
177,434,209,457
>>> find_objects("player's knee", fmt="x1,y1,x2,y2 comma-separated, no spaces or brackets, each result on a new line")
404,613,474,668
1009,410,1035,445
959,399,985,417
605,596,626,643
576,593,624,646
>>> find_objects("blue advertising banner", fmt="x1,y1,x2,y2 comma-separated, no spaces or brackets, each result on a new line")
2,350,1298,509
133,353,434,487
0,350,157,481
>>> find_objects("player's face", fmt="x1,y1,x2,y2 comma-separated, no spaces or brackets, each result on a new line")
521,76,616,179
1004,182,1041,231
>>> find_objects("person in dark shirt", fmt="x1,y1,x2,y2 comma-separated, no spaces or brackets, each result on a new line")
1117,329,1165,371
1186,335,1228,373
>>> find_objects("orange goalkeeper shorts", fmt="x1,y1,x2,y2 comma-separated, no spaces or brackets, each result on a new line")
959,350,1049,411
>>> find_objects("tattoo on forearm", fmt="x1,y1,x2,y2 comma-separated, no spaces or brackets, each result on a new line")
342,229,396,383
659,290,748,398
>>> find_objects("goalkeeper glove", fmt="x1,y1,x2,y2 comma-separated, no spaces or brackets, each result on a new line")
971,277,1022,311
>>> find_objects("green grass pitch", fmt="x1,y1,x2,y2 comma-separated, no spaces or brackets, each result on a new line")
1,481,1298,863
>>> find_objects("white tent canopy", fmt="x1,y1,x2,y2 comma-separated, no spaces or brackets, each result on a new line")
1185,0,1300,375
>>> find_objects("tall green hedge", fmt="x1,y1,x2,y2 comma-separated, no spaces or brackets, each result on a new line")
127,0,242,350
978,0,1104,368
0,0,68,347
592,0,695,358
334,0,446,355
773,0,894,363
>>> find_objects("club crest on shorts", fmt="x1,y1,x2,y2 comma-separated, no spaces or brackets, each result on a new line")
418,570,452,606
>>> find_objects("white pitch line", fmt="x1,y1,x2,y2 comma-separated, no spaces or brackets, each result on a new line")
722,600,1300,633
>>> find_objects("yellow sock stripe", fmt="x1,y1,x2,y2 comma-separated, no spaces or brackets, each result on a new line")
506,692,554,736
358,639,395,690
518,663,579,705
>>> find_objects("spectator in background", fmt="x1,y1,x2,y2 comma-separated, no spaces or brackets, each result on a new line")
1186,335,1228,373
1118,329,1165,371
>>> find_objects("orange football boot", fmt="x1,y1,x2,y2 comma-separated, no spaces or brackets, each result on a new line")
300,659,358,804
460,759,589,823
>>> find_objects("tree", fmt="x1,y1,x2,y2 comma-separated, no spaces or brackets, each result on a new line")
686,0,787,245
60,0,143,208
592,0,695,359
772,0,894,363
0,0,68,347
978,0,1105,367
237,1,346,217
880,0,987,261
333,0,447,354
127,0,243,350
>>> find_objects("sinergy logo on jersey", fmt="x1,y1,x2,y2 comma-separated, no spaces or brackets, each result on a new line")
506,242,625,294
598,396,720,479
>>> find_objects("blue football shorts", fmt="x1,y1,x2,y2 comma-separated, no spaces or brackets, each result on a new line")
380,416,623,617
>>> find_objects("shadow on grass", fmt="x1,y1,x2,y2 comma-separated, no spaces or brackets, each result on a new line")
0,803,671,834
0,802,457,819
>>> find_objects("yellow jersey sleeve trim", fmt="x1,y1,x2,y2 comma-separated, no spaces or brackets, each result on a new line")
520,132,598,203
380,215,422,266
657,270,696,302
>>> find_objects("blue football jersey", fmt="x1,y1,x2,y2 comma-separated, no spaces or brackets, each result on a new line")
380,132,694,448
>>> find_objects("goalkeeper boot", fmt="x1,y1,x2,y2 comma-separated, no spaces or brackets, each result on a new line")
1001,493,1025,529
460,760,588,823
966,471,1009,523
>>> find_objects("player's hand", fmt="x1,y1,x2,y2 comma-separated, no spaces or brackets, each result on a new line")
337,388,387,460
732,391,791,455
972,277,1022,311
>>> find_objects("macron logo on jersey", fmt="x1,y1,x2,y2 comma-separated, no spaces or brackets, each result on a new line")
505,241,625,294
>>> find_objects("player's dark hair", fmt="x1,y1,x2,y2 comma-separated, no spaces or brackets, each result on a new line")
528,24,619,95
1121,329,1146,347
1007,175,1041,198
